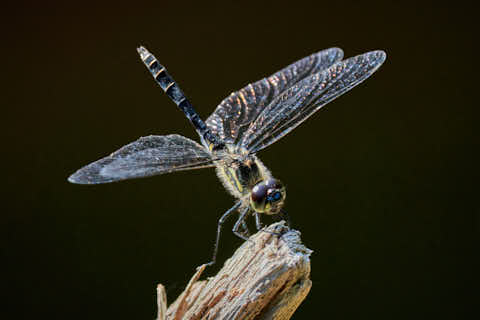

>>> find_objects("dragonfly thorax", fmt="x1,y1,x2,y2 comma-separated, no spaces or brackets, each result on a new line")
213,145,283,209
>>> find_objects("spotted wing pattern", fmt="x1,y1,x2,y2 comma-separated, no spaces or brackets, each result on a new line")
68,134,214,184
206,48,344,145
240,51,386,153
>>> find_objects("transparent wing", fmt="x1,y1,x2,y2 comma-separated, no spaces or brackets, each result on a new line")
206,48,344,145
68,134,214,184
239,50,386,153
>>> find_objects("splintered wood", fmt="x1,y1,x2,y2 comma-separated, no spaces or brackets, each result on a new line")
156,221,312,320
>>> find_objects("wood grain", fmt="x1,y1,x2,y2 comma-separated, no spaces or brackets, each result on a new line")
156,221,312,319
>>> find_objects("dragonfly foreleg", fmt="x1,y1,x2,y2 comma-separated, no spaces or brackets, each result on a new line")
254,212,263,231
240,220,251,238
257,212,283,236
207,201,242,266
280,209,291,228
232,207,250,241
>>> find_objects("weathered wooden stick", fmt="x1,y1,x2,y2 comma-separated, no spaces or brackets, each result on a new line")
156,221,312,320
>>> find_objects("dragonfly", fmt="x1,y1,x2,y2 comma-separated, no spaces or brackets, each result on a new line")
69,46,386,265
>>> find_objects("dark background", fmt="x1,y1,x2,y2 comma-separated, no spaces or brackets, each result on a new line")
2,1,477,319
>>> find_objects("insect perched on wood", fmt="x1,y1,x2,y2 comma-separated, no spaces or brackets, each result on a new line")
68,46,386,265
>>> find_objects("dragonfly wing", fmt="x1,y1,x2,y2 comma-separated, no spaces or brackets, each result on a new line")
68,134,214,184
240,51,386,153
206,48,343,145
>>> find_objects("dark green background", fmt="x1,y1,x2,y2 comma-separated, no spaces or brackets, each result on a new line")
3,1,477,319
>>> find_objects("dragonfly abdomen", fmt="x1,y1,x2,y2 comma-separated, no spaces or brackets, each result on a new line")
137,46,222,150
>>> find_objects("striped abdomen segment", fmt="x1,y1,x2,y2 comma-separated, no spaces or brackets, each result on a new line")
137,46,222,149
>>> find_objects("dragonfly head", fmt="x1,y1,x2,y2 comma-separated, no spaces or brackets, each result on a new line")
250,178,286,215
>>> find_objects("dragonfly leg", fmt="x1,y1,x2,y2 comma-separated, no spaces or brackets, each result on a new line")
240,220,251,238
280,209,291,228
137,46,222,149
206,201,242,266
232,207,250,241
254,212,264,231
257,212,283,236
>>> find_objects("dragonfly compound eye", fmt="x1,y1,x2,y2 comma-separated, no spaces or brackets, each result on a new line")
250,183,268,212
264,179,285,203
265,178,281,189
267,191,282,202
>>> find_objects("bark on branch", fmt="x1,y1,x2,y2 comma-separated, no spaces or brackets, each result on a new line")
156,221,312,320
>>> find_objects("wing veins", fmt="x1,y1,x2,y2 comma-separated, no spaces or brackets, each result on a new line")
205,48,344,144
241,50,387,153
